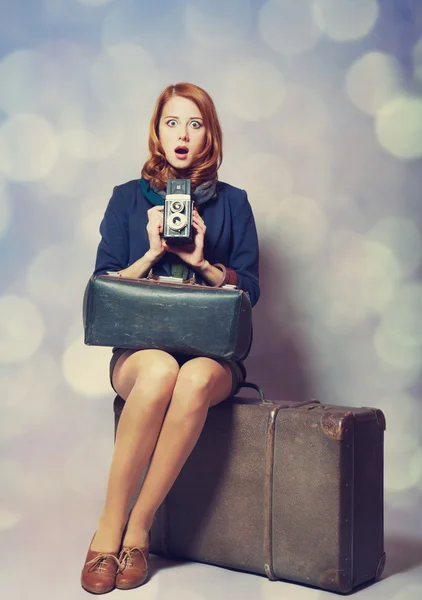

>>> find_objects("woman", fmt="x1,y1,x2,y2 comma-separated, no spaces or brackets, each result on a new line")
81,82,260,594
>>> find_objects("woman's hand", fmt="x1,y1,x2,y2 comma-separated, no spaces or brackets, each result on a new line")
146,205,166,261
164,207,206,268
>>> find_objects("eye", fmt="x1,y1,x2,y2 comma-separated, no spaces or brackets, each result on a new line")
190,120,202,129
166,119,178,127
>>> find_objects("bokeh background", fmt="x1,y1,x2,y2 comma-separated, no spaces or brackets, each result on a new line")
1,0,421,598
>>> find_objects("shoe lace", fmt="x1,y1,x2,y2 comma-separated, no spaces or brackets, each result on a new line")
119,547,147,570
86,553,121,573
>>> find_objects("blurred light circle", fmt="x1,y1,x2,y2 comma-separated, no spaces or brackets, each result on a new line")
93,122,150,191
227,152,293,218
271,84,328,146
0,460,24,499
64,432,113,496
409,449,422,488
345,52,403,116
222,59,285,120
375,333,422,371
0,49,45,116
312,0,379,42
324,193,366,230
0,114,59,182
374,284,422,369
380,395,420,455
327,233,400,323
414,37,422,83
0,352,59,408
185,0,252,48
58,106,123,161
0,353,60,441
268,195,327,258
259,0,321,55
377,359,421,391
380,285,422,344
386,487,419,511
78,0,114,5
389,433,419,455
20,464,68,502
0,43,90,119
368,217,422,278
385,452,420,493
42,152,86,197
376,94,422,159
0,296,44,363
62,336,112,397
78,206,104,249
26,243,88,312
392,584,422,600
0,411,23,443
0,178,11,239
90,43,159,111
0,509,22,530
101,5,144,48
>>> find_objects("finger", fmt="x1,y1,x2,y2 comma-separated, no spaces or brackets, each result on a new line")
150,214,164,227
192,221,206,233
148,205,164,215
194,217,205,229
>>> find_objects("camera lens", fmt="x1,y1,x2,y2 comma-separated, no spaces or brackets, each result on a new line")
169,213,187,231
170,201,184,212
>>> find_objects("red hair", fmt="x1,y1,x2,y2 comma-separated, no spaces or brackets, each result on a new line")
141,83,223,191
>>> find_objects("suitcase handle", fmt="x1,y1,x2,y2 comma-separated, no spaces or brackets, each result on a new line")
236,382,268,403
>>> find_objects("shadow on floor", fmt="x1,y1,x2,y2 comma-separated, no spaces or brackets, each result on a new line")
382,535,422,578
148,554,186,579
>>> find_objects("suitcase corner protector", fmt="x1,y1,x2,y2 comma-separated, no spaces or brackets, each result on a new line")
375,409,387,432
264,564,277,581
320,411,354,441
319,568,352,594
375,552,387,580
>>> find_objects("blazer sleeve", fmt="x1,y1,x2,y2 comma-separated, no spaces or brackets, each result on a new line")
229,191,260,307
93,186,129,276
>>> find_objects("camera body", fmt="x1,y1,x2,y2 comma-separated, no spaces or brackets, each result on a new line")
163,179,194,244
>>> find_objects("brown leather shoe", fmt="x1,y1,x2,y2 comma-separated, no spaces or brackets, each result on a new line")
81,534,121,594
115,544,149,590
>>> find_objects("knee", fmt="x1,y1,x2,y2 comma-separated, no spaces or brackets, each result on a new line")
132,352,179,401
144,352,180,383
174,365,217,413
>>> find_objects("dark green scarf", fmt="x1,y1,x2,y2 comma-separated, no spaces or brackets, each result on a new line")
140,178,217,279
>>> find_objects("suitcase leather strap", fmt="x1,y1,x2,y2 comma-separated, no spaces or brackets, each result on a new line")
263,399,319,580
264,404,283,581
158,397,320,570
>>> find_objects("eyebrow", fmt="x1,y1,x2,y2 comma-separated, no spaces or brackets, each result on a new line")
163,115,203,120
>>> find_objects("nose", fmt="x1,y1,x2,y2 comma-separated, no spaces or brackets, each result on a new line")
178,126,189,142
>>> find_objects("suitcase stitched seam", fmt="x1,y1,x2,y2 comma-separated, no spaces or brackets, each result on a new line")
264,405,282,581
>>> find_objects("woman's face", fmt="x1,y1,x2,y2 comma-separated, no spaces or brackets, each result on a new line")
158,96,206,171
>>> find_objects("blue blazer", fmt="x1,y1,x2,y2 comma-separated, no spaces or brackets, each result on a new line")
94,179,260,307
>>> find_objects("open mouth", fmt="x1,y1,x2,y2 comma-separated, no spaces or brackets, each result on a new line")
175,146,189,155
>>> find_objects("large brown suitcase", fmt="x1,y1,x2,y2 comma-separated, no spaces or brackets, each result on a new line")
113,393,386,594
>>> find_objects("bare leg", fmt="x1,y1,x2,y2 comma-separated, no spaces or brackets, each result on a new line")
90,349,180,552
121,357,232,548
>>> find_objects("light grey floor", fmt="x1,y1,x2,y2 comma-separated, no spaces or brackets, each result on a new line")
5,526,422,600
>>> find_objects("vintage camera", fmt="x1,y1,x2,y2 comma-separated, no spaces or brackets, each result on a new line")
163,179,194,244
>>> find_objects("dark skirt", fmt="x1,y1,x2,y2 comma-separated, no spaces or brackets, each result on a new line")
109,347,246,398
